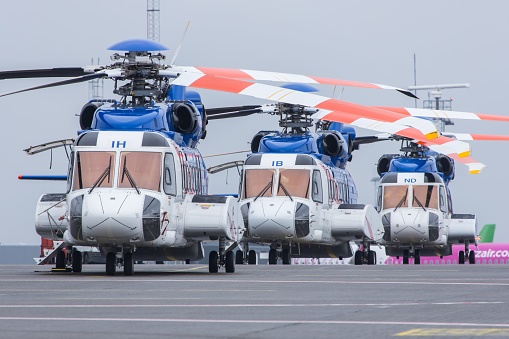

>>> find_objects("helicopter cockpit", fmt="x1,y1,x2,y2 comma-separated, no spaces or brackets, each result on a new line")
377,172,450,214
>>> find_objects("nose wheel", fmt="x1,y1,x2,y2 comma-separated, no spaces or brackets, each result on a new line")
209,237,235,273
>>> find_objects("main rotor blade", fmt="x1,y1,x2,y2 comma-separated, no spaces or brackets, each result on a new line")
207,105,263,120
374,106,509,123
0,67,88,80
0,73,107,98
173,66,419,99
171,73,439,140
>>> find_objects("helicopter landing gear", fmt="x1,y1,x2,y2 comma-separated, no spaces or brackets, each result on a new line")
106,252,116,276
414,249,421,265
72,249,82,273
403,249,409,265
123,252,134,276
248,250,257,265
268,243,292,265
354,240,377,265
459,243,476,264
209,237,235,273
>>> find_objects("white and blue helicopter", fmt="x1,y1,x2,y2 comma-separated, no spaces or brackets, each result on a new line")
9,39,244,275
3,39,501,273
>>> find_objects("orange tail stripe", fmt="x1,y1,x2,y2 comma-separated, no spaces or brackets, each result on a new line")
189,74,253,94
316,99,407,123
195,67,253,80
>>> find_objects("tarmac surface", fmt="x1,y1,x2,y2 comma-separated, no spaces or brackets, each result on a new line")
0,263,509,338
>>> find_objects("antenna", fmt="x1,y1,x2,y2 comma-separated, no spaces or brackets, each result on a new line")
408,83,470,132
88,58,103,100
147,0,160,42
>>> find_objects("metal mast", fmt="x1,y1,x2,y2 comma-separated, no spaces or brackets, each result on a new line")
88,58,103,100
147,0,160,42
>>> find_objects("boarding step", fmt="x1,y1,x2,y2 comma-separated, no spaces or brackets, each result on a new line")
34,241,66,265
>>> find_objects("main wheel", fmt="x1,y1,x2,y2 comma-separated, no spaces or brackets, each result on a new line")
225,251,235,273
354,250,363,265
235,250,244,265
282,249,291,265
414,250,421,265
459,250,465,264
248,250,257,265
468,250,475,264
106,252,116,276
403,249,409,265
72,250,82,273
368,250,376,265
55,250,65,269
268,249,277,265
124,252,134,276
209,250,219,273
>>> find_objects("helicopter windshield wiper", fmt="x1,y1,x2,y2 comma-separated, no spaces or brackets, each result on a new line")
278,181,294,202
253,180,273,202
413,195,427,212
393,188,408,212
121,156,140,194
88,156,112,194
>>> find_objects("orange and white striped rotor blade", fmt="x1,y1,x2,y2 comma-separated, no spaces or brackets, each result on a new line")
374,106,509,123
315,110,471,158
449,154,486,174
174,66,417,98
171,73,438,139
442,133,509,141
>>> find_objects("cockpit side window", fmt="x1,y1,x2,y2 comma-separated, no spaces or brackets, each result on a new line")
244,169,275,199
439,186,447,213
164,153,177,196
312,170,323,203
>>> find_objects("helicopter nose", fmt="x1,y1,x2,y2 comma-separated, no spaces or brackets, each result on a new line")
386,209,439,243
78,190,145,244
248,199,296,239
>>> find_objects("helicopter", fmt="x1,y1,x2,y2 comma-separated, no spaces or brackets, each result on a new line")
356,119,509,265
9,39,245,275
207,102,384,265
2,39,492,272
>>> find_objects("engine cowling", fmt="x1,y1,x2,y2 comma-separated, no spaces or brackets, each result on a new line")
171,103,199,134
79,102,103,130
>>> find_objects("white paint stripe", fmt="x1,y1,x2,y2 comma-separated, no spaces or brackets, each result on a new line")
240,83,326,107
0,316,509,328
0,301,500,308
442,133,474,141
427,140,470,156
242,69,318,83
350,118,409,134
405,108,482,120
394,116,436,135
1,278,508,286
171,72,206,86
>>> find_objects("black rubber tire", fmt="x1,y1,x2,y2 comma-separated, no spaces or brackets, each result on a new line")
459,250,465,264
268,249,277,265
282,249,291,265
414,250,421,265
235,250,244,265
72,250,82,273
225,251,235,273
469,250,475,264
124,252,134,276
403,250,409,265
368,250,376,265
354,251,363,265
248,250,257,265
209,251,219,273
56,250,66,269
106,252,116,276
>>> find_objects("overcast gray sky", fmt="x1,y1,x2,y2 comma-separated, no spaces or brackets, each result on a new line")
1,0,508,245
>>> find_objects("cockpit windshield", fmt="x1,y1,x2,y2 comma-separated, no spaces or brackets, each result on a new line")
382,184,440,210
118,152,161,192
277,169,310,198
412,185,438,209
244,169,275,199
73,151,116,191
